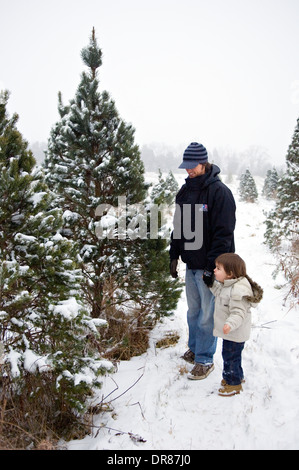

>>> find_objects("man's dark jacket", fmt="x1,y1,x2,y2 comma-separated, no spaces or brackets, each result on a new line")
169,165,236,272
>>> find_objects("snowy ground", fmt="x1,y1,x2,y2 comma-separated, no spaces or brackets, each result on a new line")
67,173,299,451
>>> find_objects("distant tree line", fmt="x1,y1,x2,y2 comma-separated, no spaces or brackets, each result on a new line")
140,142,284,177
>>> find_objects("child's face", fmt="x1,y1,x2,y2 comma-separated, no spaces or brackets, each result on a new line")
214,263,232,283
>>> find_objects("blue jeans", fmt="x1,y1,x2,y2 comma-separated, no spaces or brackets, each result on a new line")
185,268,217,364
222,340,245,385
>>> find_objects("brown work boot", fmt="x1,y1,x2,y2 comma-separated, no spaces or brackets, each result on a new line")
181,349,195,364
187,362,214,380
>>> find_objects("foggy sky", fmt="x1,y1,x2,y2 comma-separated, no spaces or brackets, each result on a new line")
1,0,299,164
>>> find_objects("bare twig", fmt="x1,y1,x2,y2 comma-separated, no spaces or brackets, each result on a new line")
91,371,145,412
107,372,144,404
129,401,146,420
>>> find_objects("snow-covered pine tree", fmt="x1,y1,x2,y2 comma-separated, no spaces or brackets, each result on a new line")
238,169,258,202
264,117,299,302
44,30,181,352
0,91,112,435
265,118,299,247
151,169,179,205
262,167,279,199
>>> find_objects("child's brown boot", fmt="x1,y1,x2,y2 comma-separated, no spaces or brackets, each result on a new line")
221,378,245,386
218,383,242,396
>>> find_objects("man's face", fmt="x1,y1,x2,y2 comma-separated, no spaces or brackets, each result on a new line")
186,163,205,178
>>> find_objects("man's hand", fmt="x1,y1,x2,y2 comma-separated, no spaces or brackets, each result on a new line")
202,269,214,287
170,259,178,278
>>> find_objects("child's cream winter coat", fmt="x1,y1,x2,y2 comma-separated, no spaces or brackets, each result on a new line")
210,276,263,343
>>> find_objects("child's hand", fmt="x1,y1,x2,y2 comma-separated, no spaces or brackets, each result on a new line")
223,324,231,334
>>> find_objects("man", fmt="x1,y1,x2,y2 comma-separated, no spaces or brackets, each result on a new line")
170,142,236,380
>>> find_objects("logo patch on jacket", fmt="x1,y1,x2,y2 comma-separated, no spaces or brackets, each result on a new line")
199,204,208,212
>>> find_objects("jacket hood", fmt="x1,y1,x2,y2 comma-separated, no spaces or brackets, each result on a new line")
223,276,263,305
244,275,264,305
185,164,221,190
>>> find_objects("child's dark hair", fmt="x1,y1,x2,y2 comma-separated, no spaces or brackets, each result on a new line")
215,253,246,278
215,253,264,303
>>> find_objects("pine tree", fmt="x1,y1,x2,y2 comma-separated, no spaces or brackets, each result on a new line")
264,117,299,302
238,169,258,203
0,90,112,426
44,30,181,352
265,118,299,248
262,167,279,199
151,170,179,205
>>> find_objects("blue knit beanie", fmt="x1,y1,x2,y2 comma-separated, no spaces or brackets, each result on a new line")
179,142,208,169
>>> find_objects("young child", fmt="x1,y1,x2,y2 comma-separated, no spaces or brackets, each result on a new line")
210,253,263,396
